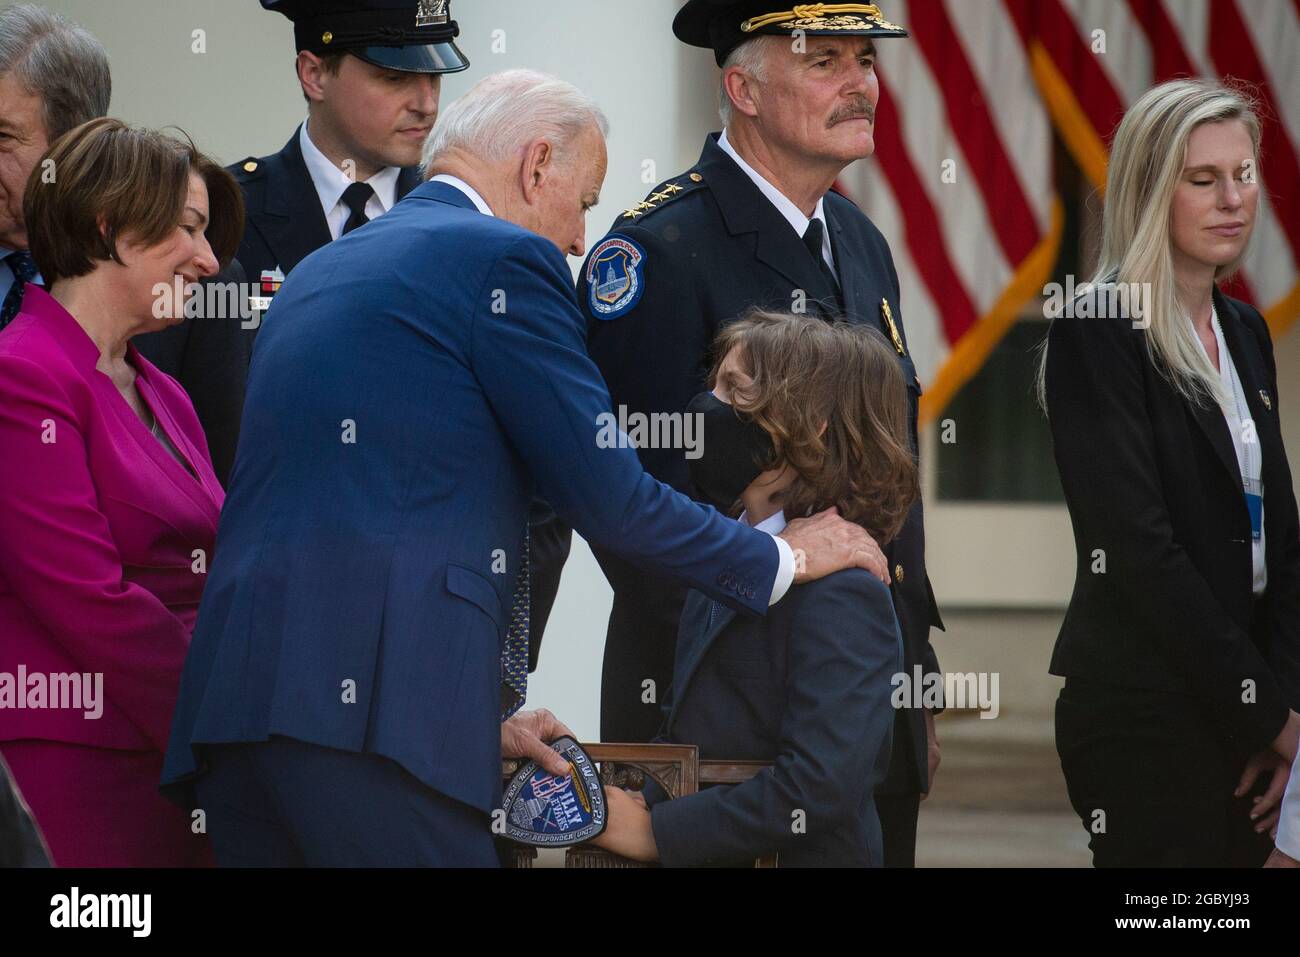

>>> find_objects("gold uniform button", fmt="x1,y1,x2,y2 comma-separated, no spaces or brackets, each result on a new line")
322,31,333,44
242,161,258,173
689,172,703,182
894,564,905,583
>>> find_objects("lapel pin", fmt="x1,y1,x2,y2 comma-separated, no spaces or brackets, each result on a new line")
1260,390,1272,411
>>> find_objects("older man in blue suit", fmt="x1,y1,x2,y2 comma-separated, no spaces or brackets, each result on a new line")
162,69,888,867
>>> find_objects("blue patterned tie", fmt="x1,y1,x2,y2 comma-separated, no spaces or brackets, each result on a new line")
500,531,531,720
1,251,37,331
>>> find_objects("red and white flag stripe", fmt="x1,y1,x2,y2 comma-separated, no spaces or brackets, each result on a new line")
846,0,1300,424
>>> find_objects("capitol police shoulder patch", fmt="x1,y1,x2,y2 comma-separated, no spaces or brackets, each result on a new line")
587,234,646,320
502,736,607,847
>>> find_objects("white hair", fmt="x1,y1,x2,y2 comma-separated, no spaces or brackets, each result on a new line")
719,37,773,126
422,68,608,173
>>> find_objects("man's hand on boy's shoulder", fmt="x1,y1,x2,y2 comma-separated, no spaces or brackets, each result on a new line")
779,507,889,587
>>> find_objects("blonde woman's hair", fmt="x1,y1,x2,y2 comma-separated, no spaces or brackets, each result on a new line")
1038,78,1261,411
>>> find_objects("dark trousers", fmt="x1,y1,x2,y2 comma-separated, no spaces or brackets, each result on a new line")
877,792,920,867
1056,678,1273,867
877,707,921,867
195,737,498,867
592,546,690,742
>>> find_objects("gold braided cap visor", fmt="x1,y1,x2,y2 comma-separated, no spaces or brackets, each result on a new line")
740,3,905,34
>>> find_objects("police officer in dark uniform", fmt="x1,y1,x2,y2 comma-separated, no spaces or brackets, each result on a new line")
576,0,945,866
232,0,468,318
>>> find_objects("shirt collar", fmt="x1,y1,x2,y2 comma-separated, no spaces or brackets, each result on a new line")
428,174,495,217
299,120,401,220
718,128,827,239
739,508,788,535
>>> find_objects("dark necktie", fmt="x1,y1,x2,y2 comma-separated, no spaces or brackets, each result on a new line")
340,181,375,236
802,219,842,312
500,530,531,720
1,251,37,331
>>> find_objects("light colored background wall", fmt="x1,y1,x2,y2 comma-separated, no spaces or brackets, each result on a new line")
28,0,1300,746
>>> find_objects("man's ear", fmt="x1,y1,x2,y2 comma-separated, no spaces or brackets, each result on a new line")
297,51,328,104
723,67,761,120
519,139,553,205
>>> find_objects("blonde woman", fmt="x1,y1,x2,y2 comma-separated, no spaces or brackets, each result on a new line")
1040,79,1300,867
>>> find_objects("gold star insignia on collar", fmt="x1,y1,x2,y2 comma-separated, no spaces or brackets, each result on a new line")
622,208,643,219
635,201,655,211
663,183,684,194
650,192,671,203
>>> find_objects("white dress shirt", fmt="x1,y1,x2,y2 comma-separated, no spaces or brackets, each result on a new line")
1279,764,1300,860
299,120,402,241
1210,305,1267,594
735,508,794,601
717,129,837,279
741,509,788,536
428,173,494,216
428,173,796,606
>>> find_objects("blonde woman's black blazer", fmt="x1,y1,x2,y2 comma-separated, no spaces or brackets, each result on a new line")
1045,286,1300,756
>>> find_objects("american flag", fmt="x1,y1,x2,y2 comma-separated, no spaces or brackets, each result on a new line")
844,0,1300,425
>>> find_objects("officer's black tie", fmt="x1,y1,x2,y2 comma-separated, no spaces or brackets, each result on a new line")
802,219,842,308
1,250,37,331
340,181,375,236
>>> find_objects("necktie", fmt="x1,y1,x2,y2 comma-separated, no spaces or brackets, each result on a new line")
802,219,841,310
1,251,37,331
340,181,376,236
500,531,531,720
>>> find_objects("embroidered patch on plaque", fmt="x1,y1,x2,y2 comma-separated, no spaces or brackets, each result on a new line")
502,736,606,847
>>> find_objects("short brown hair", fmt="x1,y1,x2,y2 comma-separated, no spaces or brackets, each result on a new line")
23,117,244,286
710,311,919,545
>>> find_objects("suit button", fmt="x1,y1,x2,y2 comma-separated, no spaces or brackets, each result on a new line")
894,564,905,583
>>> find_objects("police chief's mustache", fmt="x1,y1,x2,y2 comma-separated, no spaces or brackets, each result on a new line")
828,99,875,127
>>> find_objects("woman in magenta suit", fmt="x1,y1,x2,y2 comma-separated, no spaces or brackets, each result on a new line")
0,118,243,866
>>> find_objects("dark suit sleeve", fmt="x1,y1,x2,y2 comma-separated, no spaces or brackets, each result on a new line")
648,572,899,866
639,657,680,811
469,234,777,616
1242,306,1300,708
177,261,251,487
581,226,715,491
1046,311,1290,750
880,235,943,707
133,261,251,487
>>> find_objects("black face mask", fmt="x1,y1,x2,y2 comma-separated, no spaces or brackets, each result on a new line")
686,391,775,511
